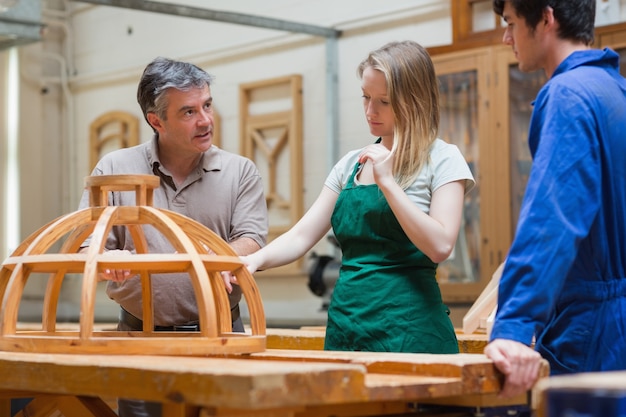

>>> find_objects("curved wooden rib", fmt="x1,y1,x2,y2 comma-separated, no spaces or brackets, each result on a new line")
163,210,266,335
82,206,119,339
139,206,220,338
2,209,95,335
0,263,25,335
44,222,98,332
159,209,237,335
125,223,153,331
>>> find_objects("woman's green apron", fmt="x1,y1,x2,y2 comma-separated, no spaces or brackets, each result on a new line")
325,161,458,353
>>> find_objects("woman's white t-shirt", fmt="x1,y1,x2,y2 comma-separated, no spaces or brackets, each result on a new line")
324,138,475,214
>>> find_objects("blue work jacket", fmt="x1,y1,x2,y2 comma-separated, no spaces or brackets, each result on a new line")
490,48,626,375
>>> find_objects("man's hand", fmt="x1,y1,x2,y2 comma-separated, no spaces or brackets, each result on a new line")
79,247,134,282
221,253,259,294
220,271,238,294
484,338,543,398
99,249,134,282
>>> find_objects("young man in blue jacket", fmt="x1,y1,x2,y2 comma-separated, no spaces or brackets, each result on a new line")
485,0,626,398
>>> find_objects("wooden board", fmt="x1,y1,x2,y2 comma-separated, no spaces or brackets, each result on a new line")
461,262,503,336
265,328,489,354
0,349,546,417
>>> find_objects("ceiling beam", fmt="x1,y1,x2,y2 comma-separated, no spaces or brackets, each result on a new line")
72,0,342,38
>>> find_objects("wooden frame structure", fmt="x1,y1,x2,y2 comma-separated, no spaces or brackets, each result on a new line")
89,111,139,170
239,75,304,274
0,175,265,355
461,262,502,336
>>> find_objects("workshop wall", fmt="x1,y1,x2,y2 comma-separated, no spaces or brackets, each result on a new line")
5,0,625,327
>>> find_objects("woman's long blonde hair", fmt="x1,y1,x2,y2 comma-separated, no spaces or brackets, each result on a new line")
357,40,439,189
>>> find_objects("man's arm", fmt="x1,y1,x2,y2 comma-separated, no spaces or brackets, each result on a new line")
229,237,261,256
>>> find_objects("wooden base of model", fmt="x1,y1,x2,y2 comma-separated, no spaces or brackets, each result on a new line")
0,175,266,355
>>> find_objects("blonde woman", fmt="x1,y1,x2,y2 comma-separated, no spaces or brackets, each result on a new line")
239,40,475,353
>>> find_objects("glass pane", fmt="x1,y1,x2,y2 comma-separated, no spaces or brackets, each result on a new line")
508,66,546,234
437,70,481,284
509,46,625,232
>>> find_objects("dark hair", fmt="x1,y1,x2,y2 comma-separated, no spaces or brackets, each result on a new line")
493,0,595,45
136,57,214,130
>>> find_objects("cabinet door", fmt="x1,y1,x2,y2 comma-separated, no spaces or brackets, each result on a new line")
494,48,547,242
599,29,626,77
430,25,626,305
496,37,625,247
433,48,500,302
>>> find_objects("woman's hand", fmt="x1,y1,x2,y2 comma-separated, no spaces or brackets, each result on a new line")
239,254,261,275
358,143,394,186
216,254,262,293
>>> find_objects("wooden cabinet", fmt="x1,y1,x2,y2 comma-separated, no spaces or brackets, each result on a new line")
431,45,518,303
431,48,495,303
430,22,626,303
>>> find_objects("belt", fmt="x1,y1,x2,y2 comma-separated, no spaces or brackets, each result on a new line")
119,305,240,332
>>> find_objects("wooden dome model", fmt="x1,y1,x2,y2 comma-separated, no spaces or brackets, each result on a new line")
0,175,266,355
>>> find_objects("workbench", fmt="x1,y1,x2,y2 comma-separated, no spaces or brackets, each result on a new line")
0,349,533,417
0,176,526,417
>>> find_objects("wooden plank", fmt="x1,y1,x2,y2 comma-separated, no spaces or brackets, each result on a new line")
455,332,489,354
365,373,461,400
16,322,117,331
246,350,504,394
3,254,245,274
265,328,489,354
266,328,325,350
0,351,368,410
0,333,266,356
12,325,488,355
0,349,542,416
462,263,502,335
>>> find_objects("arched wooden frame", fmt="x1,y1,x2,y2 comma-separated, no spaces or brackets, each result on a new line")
89,111,139,170
239,75,303,273
0,175,265,355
